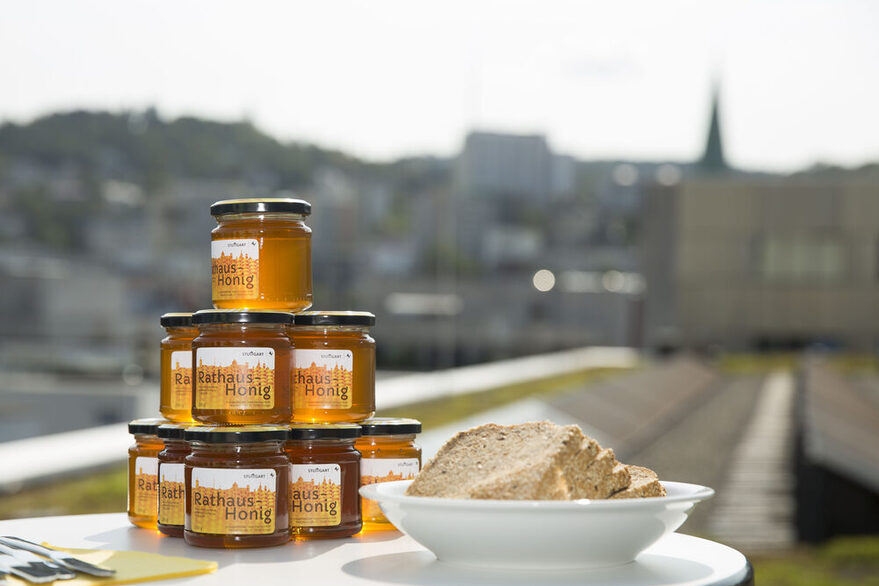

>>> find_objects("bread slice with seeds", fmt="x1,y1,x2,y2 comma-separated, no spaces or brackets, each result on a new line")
406,421,589,500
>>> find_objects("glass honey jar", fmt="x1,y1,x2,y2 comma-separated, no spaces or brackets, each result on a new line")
355,418,422,527
128,418,167,529
191,310,293,425
210,198,313,311
184,425,290,549
286,424,362,539
289,312,376,423
159,313,197,423
157,423,190,537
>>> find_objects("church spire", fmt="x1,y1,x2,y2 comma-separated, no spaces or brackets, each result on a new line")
699,83,727,172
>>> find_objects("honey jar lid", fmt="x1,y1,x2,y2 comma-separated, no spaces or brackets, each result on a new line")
157,423,189,440
128,418,167,436
193,309,294,325
293,311,376,327
160,312,193,327
210,198,311,217
359,417,422,436
184,425,288,443
288,423,362,440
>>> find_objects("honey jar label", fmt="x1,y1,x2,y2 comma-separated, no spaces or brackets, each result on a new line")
360,458,420,520
133,456,158,516
191,467,277,535
170,350,192,410
195,347,275,410
293,350,353,410
289,464,341,527
158,462,185,526
211,238,259,300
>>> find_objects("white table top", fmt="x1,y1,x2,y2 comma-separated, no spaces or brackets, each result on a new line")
0,513,751,585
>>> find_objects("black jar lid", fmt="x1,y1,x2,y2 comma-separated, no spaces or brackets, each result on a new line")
184,425,288,443
210,198,311,217
128,418,167,436
359,417,422,436
192,309,293,325
160,312,193,327
157,423,189,440
288,424,362,441
293,311,375,327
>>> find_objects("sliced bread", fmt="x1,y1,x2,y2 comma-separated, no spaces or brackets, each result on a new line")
406,421,589,500
406,421,665,501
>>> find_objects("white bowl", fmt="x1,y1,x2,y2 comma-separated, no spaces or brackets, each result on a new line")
359,480,714,570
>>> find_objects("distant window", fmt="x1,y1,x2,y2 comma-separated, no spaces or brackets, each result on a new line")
758,234,846,283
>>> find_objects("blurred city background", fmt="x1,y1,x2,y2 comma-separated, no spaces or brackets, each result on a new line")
1,1,879,583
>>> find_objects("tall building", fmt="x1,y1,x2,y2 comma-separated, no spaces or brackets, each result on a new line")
451,131,579,268
454,131,577,200
454,132,555,199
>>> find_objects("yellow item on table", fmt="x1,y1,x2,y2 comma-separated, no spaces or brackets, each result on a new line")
7,544,217,585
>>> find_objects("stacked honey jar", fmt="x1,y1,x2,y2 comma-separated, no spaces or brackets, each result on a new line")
127,198,422,548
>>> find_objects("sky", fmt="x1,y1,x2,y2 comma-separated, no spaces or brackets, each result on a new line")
2,0,878,172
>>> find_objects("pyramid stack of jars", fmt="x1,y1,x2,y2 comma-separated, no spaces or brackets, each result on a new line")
127,198,422,548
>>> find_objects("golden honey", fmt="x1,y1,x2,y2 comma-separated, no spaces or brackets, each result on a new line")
210,198,312,311
286,424,362,539
157,424,190,537
159,313,197,423
355,418,422,527
128,418,166,529
289,312,375,423
191,310,293,425
184,426,290,548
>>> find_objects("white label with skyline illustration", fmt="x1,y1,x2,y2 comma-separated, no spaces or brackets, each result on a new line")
211,239,259,299
191,467,277,535
289,463,341,526
293,350,353,409
195,347,275,410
